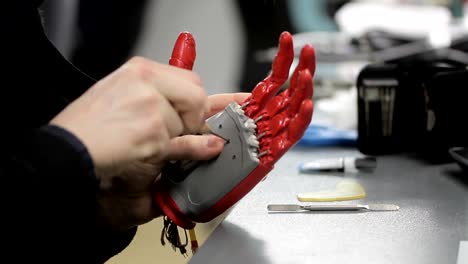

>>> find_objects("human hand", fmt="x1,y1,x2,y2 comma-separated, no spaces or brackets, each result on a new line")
92,92,249,232
50,30,250,231
50,53,221,231
51,56,210,170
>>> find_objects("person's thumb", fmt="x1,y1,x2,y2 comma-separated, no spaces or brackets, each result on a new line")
164,134,224,161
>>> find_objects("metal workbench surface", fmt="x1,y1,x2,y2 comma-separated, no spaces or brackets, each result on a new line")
189,147,468,264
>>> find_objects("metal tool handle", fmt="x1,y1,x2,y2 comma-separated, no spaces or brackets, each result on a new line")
301,204,366,211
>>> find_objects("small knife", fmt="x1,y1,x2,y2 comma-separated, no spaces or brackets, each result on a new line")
267,204,399,212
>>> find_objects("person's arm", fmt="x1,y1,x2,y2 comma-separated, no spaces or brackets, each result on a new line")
1,124,139,263
2,3,226,262
0,1,137,262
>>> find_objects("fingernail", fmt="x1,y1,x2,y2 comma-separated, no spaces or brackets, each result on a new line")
207,136,223,148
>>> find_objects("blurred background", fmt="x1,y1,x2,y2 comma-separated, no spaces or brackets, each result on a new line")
38,0,468,263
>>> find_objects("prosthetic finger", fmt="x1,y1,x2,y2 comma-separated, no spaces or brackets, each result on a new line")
287,44,316,97
288,69,314,119
244,32,294,117
269,32,295,85
169,32,196,70
289,99,314,144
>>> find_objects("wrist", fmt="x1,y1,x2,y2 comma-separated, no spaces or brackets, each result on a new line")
38,124,98,188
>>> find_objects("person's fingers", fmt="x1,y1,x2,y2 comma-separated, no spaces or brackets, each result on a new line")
164,134,225,160
144,68,208,134
153,93,185,138
158,78,207,134
205,93,251,118
127,56,202,86
153,77,206,134
125,57,207,134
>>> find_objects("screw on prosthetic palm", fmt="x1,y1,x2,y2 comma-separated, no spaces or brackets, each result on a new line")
155,31,315,252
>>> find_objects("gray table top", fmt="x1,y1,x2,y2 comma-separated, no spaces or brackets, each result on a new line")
189,147,468,264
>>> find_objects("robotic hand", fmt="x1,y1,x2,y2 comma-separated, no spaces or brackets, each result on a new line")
155,31,315,252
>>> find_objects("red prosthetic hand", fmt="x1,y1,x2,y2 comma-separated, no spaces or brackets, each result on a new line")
155,31,315,236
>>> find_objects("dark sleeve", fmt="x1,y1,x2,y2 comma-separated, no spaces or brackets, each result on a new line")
2,124,137,263
0,1,136,262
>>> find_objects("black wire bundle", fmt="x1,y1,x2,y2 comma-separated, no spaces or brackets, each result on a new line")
160,216,188,256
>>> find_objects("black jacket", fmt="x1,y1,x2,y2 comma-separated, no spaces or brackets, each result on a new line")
0,1,136,262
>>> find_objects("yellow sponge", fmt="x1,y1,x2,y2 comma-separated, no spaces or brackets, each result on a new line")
297,179,367,202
